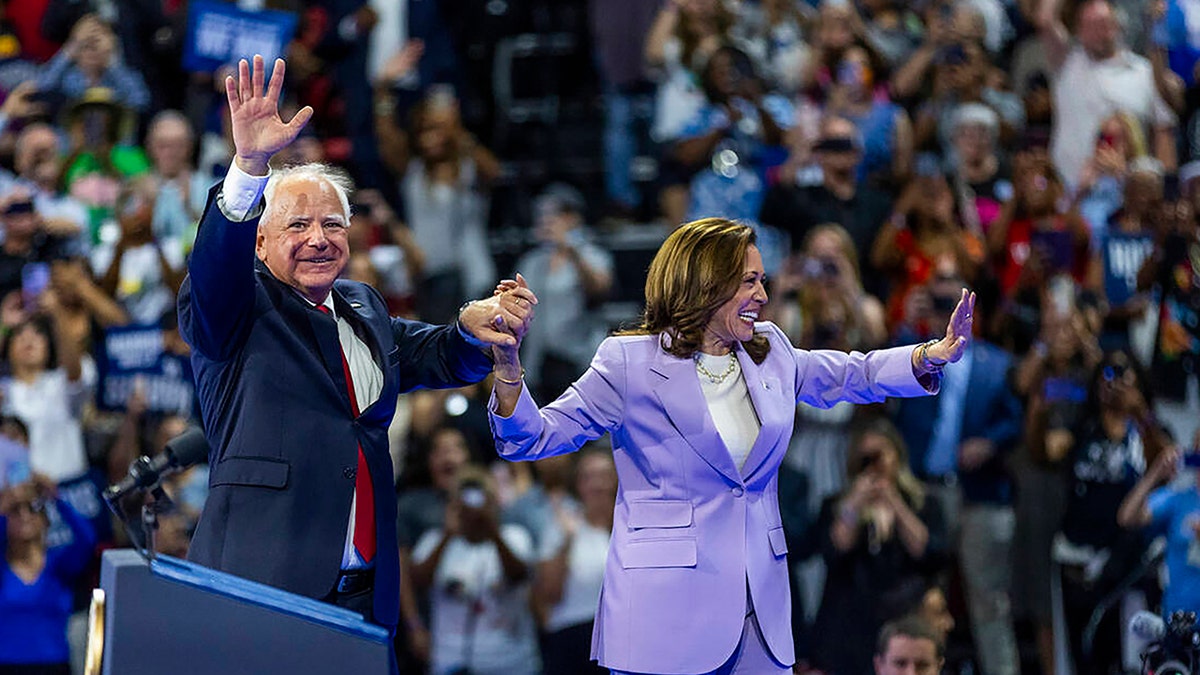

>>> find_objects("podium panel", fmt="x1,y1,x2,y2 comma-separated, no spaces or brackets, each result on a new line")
98,549,391,675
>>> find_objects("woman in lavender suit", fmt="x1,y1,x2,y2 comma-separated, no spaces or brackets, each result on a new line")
487,218,974,675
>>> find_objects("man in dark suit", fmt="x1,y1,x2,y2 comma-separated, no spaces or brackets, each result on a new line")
177,56,536,643
892,272,1023,675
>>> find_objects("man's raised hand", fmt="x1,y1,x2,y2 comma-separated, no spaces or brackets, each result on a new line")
225,55,313,176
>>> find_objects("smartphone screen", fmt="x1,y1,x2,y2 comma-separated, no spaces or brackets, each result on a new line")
21,262,50,307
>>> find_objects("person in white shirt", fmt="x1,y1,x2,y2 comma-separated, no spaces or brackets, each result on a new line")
1035,0,1177,187
411,465,540,675
534,448,616,675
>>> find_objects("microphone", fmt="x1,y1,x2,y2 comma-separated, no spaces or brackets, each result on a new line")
104,427,210,503
1129,610,1167,642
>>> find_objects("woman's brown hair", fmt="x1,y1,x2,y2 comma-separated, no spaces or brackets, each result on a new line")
846,416,926,511
620,218,770,364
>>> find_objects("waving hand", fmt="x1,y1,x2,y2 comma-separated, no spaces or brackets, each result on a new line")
225,55,313,176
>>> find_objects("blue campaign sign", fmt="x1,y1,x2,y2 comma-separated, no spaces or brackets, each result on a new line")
96,325,196,416
183,1,299,74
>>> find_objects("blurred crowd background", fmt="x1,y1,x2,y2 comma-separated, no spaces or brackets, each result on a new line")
0,0,1200,673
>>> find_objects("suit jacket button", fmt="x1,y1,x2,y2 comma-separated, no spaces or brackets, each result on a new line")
732,486,744,497
343,466,356,480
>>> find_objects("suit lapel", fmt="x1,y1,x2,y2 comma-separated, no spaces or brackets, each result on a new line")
650,349,743,485
736,348,785,480
303,297,354,416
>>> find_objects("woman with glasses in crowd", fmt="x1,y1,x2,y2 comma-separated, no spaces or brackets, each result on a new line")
0,473,96,675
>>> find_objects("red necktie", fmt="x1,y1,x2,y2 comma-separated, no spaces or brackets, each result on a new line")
316,305,376,564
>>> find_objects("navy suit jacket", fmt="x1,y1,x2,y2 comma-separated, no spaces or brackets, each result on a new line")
894,341,1023,505
178,187,491,629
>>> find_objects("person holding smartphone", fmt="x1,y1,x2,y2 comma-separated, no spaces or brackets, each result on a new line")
410,466,539,675
811,417,946,675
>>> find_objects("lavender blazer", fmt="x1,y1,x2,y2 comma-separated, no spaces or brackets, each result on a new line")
489,322,935,674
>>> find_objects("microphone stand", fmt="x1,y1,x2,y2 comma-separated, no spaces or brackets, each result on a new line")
139,484,177,562
103,480,177,564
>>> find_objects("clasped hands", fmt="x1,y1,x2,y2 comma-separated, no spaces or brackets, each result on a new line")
457,274,537,372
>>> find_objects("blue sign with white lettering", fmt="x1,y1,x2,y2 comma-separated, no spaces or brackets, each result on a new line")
183,1,298,74
96,325,196,416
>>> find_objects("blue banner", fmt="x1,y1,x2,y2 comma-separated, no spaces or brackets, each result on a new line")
183,1,298,74
96,325,196,416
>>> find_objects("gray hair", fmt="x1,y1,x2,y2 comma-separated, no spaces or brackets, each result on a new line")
262,163,355,226
951,103,999,144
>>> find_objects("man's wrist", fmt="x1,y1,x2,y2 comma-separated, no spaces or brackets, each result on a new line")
234,155,270,177
456,301,492,349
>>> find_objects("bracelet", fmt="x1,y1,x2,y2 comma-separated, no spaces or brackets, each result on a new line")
493,368,525,386
917,339,946,374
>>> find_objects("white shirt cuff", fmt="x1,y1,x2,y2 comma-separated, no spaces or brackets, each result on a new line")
217,162,270,222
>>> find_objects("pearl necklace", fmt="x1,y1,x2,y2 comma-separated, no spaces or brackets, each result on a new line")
695,353,738,384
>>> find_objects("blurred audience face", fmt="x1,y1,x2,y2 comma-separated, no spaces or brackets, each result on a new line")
874,634,942,675
927,266,967,327
1077,0,1120,60
802,226,857,291
953,121,994,167
942,42,986,95
911,173,956,228
836,46,875,100
428,428,469,493
0,193,41,242
816,117,861,180
117,181,155,242
414,99,461,163
255,175,349,304
76,22,116,75
575,452,617,509
148,115,194,179
8,323,51,372
851,430,901,483
534,201,582,244
1042,308,1089,365
950,4,987,45
1096,350,1141,411
817,2,857,52
14,124,61,189
3,485,48,545
704,48,740,102
1018,161,1062,215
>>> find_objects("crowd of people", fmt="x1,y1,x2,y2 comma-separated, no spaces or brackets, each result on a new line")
0,0,1198,673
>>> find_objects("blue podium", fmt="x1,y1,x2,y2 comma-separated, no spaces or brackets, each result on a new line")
96,549,392,674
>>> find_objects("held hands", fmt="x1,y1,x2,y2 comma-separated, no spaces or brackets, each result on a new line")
225,55,313,176
459,273,538,352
